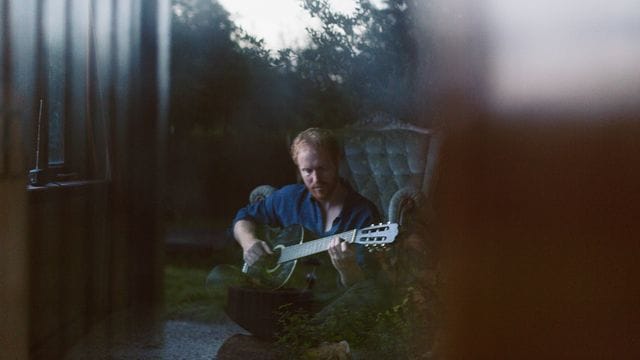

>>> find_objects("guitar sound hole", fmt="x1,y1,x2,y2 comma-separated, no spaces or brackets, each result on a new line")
254,247,279,272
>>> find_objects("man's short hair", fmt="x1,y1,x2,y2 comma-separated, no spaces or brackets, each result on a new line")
290,128,341,166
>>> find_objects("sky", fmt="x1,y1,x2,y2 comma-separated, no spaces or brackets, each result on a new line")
484,0,640,113
216,0,382,51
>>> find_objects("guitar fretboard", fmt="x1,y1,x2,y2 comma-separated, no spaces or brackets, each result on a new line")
278,229,356,263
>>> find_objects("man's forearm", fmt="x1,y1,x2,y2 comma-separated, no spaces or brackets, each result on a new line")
233,219,259,251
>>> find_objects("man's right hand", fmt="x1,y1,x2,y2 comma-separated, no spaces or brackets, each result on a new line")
242,240,273,266
234,219,274,266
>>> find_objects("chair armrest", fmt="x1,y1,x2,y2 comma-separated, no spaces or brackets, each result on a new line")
388,186,425,226
249,185,276,204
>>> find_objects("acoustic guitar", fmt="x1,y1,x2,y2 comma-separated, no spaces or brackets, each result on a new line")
241,222,399,289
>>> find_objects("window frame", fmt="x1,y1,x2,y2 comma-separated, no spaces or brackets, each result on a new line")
29,0,111,187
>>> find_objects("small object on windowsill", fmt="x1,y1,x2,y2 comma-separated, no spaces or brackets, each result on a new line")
28,168,50,186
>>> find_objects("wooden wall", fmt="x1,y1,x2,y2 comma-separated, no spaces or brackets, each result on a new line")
1,0,169,358
0,117,29,360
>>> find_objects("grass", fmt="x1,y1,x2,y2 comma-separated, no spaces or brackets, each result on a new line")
163,265,227,323
163,215,245,323
163,241,242,323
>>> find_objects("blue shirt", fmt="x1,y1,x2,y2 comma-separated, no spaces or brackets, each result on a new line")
233,180,381,267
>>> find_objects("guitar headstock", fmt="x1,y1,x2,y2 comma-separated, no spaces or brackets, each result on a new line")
353,222,399,250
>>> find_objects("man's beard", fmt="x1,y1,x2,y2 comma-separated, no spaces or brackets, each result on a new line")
309,181,336,201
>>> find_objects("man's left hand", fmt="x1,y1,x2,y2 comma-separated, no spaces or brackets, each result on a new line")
328,236,364,286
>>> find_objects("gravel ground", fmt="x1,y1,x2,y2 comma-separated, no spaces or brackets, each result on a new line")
65,310,248,359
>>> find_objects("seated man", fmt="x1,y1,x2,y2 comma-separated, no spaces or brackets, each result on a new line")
235,127,381,289
211,128,398,358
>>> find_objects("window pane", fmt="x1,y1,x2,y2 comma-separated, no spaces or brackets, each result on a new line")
45,0,66,163
68,0,90,174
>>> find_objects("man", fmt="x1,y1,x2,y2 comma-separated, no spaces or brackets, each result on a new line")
210,128,389,358
233,127,380,287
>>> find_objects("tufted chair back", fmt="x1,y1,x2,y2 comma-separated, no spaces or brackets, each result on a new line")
334,115,442,225
249,115,442,227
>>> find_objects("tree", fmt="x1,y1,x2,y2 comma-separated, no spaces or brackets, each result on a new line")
171,0,247,136
168,0,299,220
288,0,424,125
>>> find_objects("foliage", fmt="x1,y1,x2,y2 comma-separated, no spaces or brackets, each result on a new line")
171,0,258,136
170,0,425,135
290,0,425,124
168,0,298,220
275,304,379,359
366,286,438,359
274,283,439,359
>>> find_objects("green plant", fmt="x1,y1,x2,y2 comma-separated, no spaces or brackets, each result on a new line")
273,284,433,359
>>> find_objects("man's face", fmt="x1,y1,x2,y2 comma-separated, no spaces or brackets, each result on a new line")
296,145,339,202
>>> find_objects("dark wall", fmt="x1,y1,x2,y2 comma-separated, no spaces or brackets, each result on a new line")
438,116,640,359
27,184,109,359
420,0,640,358
0,119,29,359
1,0,168,359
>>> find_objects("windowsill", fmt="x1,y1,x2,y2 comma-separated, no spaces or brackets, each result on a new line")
27,179,109,193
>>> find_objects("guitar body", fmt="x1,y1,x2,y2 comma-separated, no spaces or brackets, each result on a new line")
243,224,316,289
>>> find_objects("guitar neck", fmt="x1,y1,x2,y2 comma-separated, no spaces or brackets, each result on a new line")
278,229,356,264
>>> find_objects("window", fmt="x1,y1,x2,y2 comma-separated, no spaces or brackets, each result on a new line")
29,0,112,186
